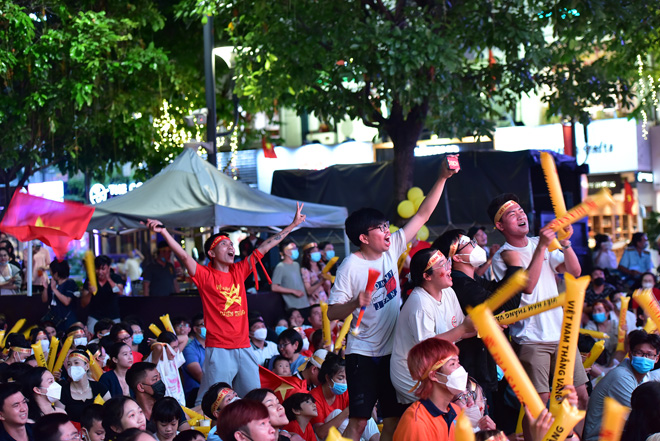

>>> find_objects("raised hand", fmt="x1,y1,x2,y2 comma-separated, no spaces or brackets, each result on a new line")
143,219,164,234
291,202,306,227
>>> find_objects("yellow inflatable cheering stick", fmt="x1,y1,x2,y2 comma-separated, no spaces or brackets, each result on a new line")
334,315,353,353
544,189,615,242
84,251,97,294
540,152,570,241
159,314,175,333
549,274,590,415
632,289,660,332
484,270,528,312
468,303,545,418
320,302,332,348
616,295,630,352
455,410,476,441
597,397,630,441
583,340,605,369
494,294,565,326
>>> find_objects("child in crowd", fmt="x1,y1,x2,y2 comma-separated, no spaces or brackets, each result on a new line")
283,393,318,441
80,404,106,441
272,356,292,377
151,397,181,441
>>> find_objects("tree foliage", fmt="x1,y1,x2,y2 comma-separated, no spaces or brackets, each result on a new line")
180,0,660,201
0,0,202,209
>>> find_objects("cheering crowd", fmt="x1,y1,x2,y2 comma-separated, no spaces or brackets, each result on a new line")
2,158,660,441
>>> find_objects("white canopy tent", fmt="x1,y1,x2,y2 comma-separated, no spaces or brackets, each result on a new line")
88,147,348,238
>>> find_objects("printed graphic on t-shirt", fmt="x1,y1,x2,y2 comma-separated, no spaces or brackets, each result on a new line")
217,283,245,318
373,270,397,310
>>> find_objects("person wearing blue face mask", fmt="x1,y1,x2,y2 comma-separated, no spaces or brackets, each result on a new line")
272,240,309,310
182,313,206,407
319,242,337,275
584,301,619,374
301,242,331,305
583,330,660,441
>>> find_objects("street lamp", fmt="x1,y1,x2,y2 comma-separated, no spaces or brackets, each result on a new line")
203,15,240,167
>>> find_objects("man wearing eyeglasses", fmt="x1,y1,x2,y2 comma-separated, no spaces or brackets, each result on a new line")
0,383,33,441
328,156,458,441
487,193,588,433
583,330,660,441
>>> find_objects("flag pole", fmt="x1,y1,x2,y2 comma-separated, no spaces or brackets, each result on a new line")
26,242,33,297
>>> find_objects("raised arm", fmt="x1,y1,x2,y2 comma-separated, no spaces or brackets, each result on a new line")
144,220,198,277
256,202,306,256
402,157,457,243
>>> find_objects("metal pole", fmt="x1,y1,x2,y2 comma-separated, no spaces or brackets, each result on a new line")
203,15,217,168
26,243,33,297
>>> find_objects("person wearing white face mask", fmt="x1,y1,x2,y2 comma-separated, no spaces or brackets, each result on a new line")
0,247,21,295
22,367,66,422
390,249,476,405
248,318,279,367
393,338,467,441
59,350,110,423
451,377,496,433
433,230,524,406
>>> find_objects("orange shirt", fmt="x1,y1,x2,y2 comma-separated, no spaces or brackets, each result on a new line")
393,400,459,441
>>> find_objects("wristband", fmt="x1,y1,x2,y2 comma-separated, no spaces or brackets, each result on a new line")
562,241,572,249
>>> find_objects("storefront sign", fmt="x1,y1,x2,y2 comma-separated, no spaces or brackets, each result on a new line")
89,182,143,204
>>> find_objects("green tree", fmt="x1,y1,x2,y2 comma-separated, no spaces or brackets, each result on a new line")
180,0,660,201
0,1,195,211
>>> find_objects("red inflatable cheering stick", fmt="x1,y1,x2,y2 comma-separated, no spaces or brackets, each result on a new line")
351,268,381,336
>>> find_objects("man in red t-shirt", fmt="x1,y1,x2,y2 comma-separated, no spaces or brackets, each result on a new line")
146,203,306,405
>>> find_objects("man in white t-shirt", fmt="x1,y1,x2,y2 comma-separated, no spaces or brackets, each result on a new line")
390,248,475,404
487,194,589,425
328,157,457,441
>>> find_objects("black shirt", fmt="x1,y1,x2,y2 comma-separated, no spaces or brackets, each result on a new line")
142,261,177,296
60,381,109,422
0,423,34,441
452,267,522,392
85,273,123,320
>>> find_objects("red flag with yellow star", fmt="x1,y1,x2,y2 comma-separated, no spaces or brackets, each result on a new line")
261,137,277,159
0,191,94,258
259,366,307,403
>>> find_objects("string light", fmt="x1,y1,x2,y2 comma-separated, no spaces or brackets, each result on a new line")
152,99,202,156
637,55,649,140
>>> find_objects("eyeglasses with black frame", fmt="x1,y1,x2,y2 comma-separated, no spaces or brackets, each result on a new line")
368,222,390,234
631,349,658,359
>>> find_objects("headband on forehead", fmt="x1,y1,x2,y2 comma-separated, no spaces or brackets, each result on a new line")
13,347,32,355
69,352,90,364
424,250,446,272
68,329,85,338
407,355,454,393
493,200,519,224
209,235,231,252
302,242,318,252
211,388,233,414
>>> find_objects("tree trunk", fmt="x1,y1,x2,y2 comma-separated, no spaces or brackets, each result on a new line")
385,100,429,203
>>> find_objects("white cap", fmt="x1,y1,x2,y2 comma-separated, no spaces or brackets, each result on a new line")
309,349,329,369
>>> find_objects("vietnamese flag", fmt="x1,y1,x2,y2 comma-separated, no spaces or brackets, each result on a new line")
259,366,307,403
262,137,277,159
623,180,634,215
0,192,94,258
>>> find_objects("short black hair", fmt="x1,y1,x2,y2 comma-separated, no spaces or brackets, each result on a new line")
0,382,23,411
629,329,660,354
192,313,204,327
431,229,465,261
204,233,230,260
278,328,303,353
95,255,112,268
272,355,290,369
80,404,104,431
408,248,441,288
487,193,520,224
174,430,206,441
94,318,115,336
33,413,73,441
243,388,276,403
201,382,232,418
102,396,138,437
279,239,294,254
318,353,345,385
126,361,158,391
630,232,647,247
151,397,181,424
466,226,486,240
49,259,70,279
345,208,387,247
157,331,178,345
283,393,314,422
